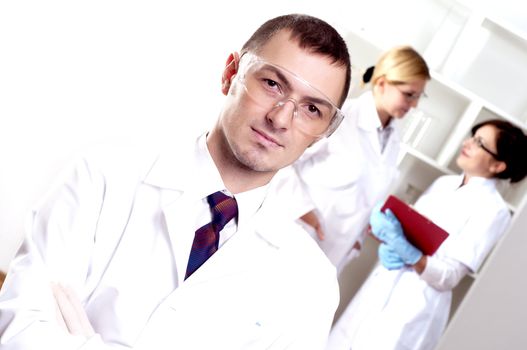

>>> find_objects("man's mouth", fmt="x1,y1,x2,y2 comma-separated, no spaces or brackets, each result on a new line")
252,127,284,148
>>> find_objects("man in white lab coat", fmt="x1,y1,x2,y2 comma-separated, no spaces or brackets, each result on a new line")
0,14,351,350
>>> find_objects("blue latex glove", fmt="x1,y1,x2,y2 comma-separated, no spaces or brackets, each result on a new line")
369,205,405,243
370,206,423,265
378,243,405,270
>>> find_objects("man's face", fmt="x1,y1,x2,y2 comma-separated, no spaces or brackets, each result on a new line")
215,31,347,173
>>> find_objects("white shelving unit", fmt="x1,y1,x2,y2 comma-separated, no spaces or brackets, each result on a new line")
335,0,527,326
341,0,527,211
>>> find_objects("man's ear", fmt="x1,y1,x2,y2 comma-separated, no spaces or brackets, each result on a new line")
221,52,240,95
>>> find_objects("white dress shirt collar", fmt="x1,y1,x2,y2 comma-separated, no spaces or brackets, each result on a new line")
198,133,268,231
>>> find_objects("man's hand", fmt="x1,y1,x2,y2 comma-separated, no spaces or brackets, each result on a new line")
52,283,95,338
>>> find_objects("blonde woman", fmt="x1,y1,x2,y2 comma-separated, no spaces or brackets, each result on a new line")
290,46,430,274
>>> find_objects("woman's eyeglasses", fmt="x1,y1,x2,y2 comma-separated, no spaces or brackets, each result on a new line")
469,135,500,159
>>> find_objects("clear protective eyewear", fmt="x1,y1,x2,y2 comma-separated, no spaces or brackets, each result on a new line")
235,52,345,137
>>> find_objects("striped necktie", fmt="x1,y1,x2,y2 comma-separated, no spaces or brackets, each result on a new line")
185,191,238,280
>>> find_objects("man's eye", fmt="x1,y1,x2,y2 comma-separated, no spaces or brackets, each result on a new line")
260,78,285,95
264,79,279,89
300,103,324,120
308,104,321,116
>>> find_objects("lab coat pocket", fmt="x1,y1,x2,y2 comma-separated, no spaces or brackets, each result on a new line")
135,276,281,350
135,231,285,350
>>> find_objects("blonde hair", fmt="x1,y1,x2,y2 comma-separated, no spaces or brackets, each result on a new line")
366,45,430,86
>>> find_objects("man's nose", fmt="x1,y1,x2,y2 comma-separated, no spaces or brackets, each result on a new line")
267,99,296,129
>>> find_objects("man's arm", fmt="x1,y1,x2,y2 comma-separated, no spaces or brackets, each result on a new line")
0,154,106,349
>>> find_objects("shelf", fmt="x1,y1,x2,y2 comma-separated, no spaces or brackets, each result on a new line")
482,17,527,46
399,144,456,176
431,71,527,131
398,85,471,163
438,12,527,121
342,0,527,211
392,146,456,204
455,0,527,43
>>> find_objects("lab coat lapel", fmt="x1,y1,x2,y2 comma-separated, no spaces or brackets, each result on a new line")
143,141,199,286
365,127,382,156
162,192,201,285
383,125,400,161
356,93,382,157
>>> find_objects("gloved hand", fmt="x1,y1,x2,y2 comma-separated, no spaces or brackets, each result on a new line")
369,205,405,243
370,206,423,265
378,243,405,270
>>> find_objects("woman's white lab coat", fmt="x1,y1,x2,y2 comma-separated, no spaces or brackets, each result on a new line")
294,91,400,272
0,139,339,350
327,175,511,350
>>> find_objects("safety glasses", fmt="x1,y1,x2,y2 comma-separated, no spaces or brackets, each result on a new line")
235,53,345,137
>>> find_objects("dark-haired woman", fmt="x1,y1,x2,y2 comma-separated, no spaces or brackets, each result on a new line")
327,119,527,350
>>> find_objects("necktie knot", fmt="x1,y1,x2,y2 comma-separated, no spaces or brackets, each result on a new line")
208,191,238,230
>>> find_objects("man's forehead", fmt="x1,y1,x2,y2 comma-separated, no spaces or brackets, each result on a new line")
254,31,346,104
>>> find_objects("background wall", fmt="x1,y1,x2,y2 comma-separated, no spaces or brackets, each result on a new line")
436,199,527,349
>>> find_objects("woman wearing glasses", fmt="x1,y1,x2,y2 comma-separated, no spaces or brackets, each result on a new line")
288,45,430,274
327,119,527,350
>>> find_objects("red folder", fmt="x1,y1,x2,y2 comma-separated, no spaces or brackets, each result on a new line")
381,195,449,256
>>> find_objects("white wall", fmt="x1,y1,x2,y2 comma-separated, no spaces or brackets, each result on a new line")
0,1,218,270
436,197,527,349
